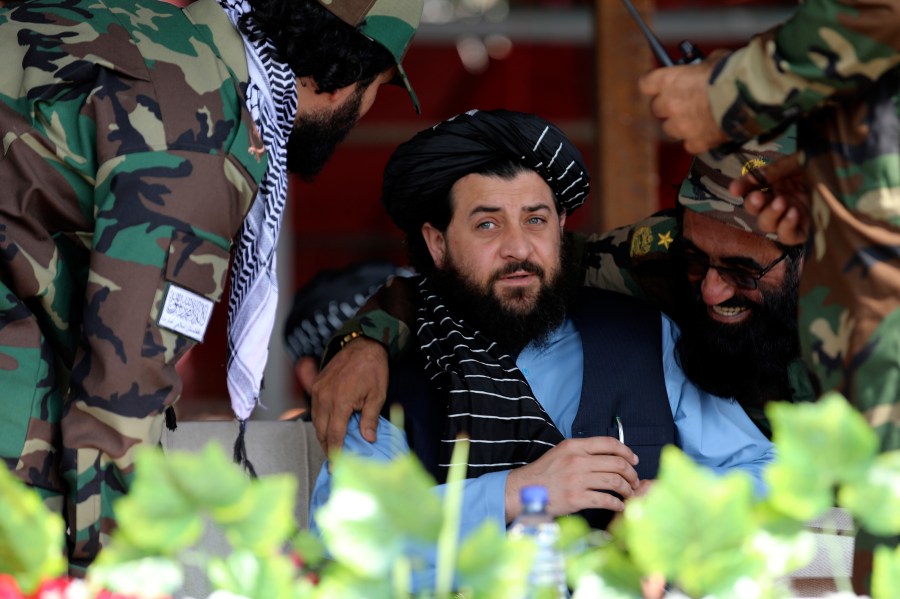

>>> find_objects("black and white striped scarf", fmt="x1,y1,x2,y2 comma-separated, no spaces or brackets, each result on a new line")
217,0,297,428
415,277,565,480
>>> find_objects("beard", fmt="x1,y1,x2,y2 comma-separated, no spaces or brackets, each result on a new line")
429,236,578,355
675,264,801,408
285,86,364,181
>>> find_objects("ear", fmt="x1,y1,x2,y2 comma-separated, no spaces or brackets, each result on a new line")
559,209,567,230
421,223,447,269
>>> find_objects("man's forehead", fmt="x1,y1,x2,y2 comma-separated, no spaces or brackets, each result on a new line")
682,209,778,258
452,171,558,211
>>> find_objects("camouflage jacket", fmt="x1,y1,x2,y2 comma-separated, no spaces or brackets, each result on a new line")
707,0,900,454
0,0,265,568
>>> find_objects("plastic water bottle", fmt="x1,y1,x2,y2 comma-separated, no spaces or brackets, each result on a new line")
508,485,569,598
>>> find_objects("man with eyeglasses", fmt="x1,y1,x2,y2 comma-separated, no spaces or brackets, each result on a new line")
582,140,812,438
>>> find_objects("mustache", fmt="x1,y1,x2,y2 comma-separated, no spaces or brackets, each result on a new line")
690,283,758,312
490,261,544,282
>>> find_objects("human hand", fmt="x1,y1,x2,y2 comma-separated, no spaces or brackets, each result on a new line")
310,337,389,454
504,437,640,522
638,53,730,154
729,152,810,246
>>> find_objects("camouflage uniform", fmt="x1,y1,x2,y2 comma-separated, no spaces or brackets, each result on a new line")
0,0,265,570
705,0,900,456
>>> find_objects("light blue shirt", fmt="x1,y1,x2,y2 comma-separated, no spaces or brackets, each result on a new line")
309,314,774,580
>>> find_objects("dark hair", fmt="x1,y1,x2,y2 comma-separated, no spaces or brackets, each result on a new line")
406,159,559,274
243,0,396,93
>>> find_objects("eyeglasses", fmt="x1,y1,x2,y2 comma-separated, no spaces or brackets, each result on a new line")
681,249,789,291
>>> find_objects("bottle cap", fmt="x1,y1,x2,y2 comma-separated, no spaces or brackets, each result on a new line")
520,485,549,505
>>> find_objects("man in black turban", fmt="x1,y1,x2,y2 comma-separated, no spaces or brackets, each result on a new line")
309,110,774,562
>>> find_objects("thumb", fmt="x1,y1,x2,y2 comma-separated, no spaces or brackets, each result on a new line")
637,67,668,95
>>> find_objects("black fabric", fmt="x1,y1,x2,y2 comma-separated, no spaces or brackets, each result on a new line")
415,277,564,480
381,109,590,233
384,287,675,529
568,289,675,528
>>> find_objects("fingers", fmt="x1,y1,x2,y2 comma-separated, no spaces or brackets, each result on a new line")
570,436,639,466
357,395,382,444
310,337,390,454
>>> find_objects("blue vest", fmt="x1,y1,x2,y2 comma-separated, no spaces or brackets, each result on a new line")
385,288,676,528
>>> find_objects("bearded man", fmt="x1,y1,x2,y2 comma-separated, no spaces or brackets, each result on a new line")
309,110,774,555
581,134,812,436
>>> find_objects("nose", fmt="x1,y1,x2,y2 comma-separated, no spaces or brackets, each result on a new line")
499,224,532,262
700,267,737,307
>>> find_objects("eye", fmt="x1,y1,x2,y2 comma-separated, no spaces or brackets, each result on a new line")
526,216,546,225
476,221,496,230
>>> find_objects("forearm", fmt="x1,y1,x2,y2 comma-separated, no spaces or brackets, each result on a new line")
322,275,418,366
709,0,900,140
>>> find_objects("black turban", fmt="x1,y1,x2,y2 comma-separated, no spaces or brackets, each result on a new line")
382,109,590,233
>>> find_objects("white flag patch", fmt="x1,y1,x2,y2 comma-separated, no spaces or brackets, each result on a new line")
158,284,214,342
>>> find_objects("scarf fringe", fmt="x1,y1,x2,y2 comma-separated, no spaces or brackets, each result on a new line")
164,406,177,431
233,419,258,478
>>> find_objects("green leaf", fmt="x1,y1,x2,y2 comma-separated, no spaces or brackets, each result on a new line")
87,556,183,597
167,442,251,510
872,543,900,599
207,549,296,599
763,458,835,523
573,543,643,598
556,515,592,553
838,450,900,536
311,561,393,599
292,529,327,569
220,474,298,553
316,452,443,578
106,448,204,556
0,467,66,593
620,446,762,597
456,521,534,599
765,393,878,521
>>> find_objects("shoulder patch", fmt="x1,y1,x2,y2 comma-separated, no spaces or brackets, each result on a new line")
631,226,654,257
158,283,214,342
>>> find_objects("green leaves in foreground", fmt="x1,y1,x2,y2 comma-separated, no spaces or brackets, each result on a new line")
615,446,764,598
93,442,299,599
0,466,66,594
316,452,444,579
765,392,879,522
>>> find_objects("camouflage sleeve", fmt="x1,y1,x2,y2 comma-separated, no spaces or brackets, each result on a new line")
0,0,262,572
63,150,248,571
321,275,417,365
707,0,900,140
581,210,682,313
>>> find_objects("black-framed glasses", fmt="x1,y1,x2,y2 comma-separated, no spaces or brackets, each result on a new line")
681,249,789,290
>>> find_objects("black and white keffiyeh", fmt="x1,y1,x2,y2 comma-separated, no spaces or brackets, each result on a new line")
217,0,297,443
415,277,565,480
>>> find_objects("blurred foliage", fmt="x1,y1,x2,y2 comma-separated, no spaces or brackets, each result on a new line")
1,393,898,598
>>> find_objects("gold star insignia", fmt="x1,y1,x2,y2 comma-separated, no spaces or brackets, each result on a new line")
657,231,674,250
